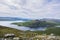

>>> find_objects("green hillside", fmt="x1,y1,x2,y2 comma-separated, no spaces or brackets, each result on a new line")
12,20,59,28
0,26,23,37
45,27,60,36
0,25,60,38
33,27,60,36
0,26,39,38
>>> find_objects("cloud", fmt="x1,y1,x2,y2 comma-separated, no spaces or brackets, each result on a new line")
0,0,60,19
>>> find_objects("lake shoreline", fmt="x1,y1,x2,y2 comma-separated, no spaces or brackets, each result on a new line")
0,21,46,31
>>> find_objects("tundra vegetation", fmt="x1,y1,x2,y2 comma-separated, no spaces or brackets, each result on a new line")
0,26,60,39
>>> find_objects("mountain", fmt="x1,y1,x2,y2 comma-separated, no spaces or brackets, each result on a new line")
40,18,60,23
0,17,31,21
12,20,59,28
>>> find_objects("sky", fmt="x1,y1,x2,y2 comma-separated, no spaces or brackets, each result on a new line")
0,0,60,19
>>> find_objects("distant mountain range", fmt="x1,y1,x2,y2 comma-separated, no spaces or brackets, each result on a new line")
0,17,60,22
40,18,60,23
0,17,31,21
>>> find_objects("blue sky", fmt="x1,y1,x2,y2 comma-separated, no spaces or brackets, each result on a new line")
0,0,60,19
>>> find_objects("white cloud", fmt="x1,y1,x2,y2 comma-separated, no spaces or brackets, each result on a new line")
0,0,60,19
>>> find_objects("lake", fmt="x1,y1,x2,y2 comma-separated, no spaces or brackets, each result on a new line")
0,21,46,31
